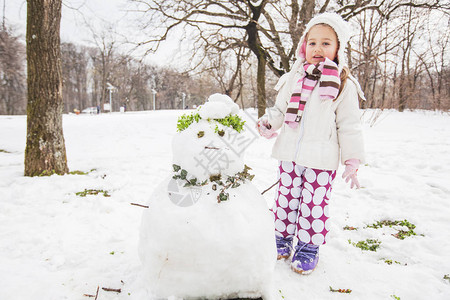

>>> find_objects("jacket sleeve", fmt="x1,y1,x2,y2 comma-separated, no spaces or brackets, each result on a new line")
336,79,366,165
264,73,290,131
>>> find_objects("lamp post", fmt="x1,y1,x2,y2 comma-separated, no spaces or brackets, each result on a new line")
181,92,186,109
106,82,117,112
151,89,157,111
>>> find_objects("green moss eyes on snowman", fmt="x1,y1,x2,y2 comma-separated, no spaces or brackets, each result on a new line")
196,130,224,138
216,128,225,137
176,112,246,134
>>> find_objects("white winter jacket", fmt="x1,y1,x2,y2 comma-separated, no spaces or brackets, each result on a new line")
265,72,366,171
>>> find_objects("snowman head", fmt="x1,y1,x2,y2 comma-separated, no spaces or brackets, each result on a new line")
172,94,245,182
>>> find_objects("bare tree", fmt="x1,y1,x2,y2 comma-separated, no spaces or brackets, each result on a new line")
25,0,68,176
61,42,89,113
349,0,449,110
130,0,449,116
0,25,26,115
422,16,450,110
90,27,118,109
200,45,250,101
127,63,156,110
352,9,403,109
130,0,318,117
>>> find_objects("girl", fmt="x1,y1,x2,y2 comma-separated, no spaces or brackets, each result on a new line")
257,13,365,275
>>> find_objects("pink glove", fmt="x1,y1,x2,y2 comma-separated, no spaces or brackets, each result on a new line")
342,159,360,189
256,118,278,139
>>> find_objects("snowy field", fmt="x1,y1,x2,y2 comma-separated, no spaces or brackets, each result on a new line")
1,109,450,300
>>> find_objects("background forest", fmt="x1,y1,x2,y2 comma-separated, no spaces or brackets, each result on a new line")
1,0,449,115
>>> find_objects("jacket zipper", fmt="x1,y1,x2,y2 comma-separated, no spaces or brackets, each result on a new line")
294,105,307,160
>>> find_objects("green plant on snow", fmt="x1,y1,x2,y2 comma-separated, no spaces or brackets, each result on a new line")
391,295,401,300
366,219,421,240
38,169,57,176
329,286,352,293
0,149,11,153
69,168,97,175
349,238,381,251
383,259,405,266
38,168,97,177
69,170,89,175
343,225,358,231
444,274,450,282
76,189,111,197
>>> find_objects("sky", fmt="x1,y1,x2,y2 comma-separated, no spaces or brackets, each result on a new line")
5,0,125,42
6,1,448,70
4,0,179,66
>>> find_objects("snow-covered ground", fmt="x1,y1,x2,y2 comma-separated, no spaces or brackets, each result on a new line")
1,109,449,299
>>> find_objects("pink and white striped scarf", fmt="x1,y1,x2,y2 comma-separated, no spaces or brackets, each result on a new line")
284,58,340,129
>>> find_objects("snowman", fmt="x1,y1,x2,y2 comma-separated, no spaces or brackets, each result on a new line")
139,94,277,299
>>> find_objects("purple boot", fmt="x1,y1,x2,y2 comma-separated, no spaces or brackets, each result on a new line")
290,241,320,274
276,236,293,260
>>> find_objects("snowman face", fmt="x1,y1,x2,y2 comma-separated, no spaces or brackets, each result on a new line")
172,119,244,182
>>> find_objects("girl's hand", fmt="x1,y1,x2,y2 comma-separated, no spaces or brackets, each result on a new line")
256,118,278,139
342,159,360,189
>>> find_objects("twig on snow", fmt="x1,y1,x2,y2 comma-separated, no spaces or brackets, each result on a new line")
83,286,99,299
102,287,121,293
261,179,280,195
130,203,149,208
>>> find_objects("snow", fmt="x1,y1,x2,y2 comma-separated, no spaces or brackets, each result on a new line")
1,109,450,299
198,93,240,119
139,178,276,299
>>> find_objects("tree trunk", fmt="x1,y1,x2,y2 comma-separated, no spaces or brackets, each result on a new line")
398,75,406,112
25,0,68,176
244,2,268,118
256,53,266,118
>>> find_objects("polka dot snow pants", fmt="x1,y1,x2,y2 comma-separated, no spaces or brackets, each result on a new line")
272,161,336,246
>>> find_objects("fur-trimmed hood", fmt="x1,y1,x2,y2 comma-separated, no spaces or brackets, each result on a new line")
276,13,360,99
296,12,352,71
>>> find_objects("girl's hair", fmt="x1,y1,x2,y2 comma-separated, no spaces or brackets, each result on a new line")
337,66,350,99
